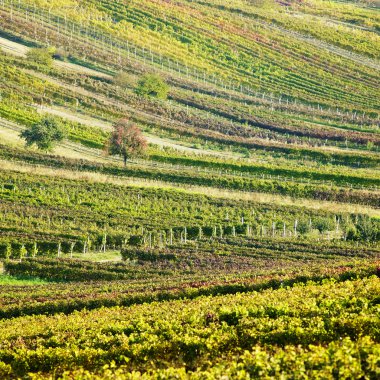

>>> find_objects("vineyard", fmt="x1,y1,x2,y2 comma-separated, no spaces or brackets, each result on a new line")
0,0,379,378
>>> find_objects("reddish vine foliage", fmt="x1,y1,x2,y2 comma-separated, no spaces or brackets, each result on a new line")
107,118,147,165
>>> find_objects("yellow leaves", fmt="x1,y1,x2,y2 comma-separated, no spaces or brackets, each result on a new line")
0,277,379,377
22,0,79,11
0,362,12,378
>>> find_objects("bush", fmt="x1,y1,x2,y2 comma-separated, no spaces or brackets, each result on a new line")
314,217,334,234
297,220,311,235
355,216,380,242
135,74,169,99
20,116,67,151
26,48,53,67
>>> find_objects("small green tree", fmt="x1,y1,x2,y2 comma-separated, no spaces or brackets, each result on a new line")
26,48,53,67
107,118,147,166
314,217,334,234
135,74,169,99
20,116,67,151
297,219,311,235
355,216,379,242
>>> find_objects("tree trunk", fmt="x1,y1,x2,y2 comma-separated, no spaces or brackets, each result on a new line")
123,155,127,167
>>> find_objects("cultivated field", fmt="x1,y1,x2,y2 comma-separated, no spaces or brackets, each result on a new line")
0,0,379,378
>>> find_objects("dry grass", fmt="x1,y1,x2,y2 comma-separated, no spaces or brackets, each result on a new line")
36,106,240,158
0,128,24,147
37,106,113,131
0,121,112,163
22,66,376,160
1,159,379,217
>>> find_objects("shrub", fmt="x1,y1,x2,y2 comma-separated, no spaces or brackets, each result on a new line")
355,216,380,242
297,219,311,235
135,74,169,99
20,116,67,151
26,48,53,67
314,217,334,234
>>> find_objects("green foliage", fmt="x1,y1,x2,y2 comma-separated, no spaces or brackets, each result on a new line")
135,74,169,99
1,144,378,207
31,242,38,257
0,5,379,378
26,47,53,67
347,215,380,242
20,116,67,151
1,255,378,319
297,219,311,235
314,217,335,233
0,167,378,259
128,235,144,246
0,274,47,285
0,276,379,377
18,244,27,260
4,243,11,260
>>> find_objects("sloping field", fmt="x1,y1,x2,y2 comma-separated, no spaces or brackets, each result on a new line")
0,0,379,378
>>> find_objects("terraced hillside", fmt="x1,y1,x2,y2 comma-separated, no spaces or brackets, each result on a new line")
0,0,379,378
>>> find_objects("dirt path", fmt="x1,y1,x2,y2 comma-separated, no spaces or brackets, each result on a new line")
27,69,370,159
0,36,27,56
37,106,113,131
0,117,112,163
0,116,242,175
29,72,238,157
2,36,375,159
36,105,232,156
0,36,112,79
